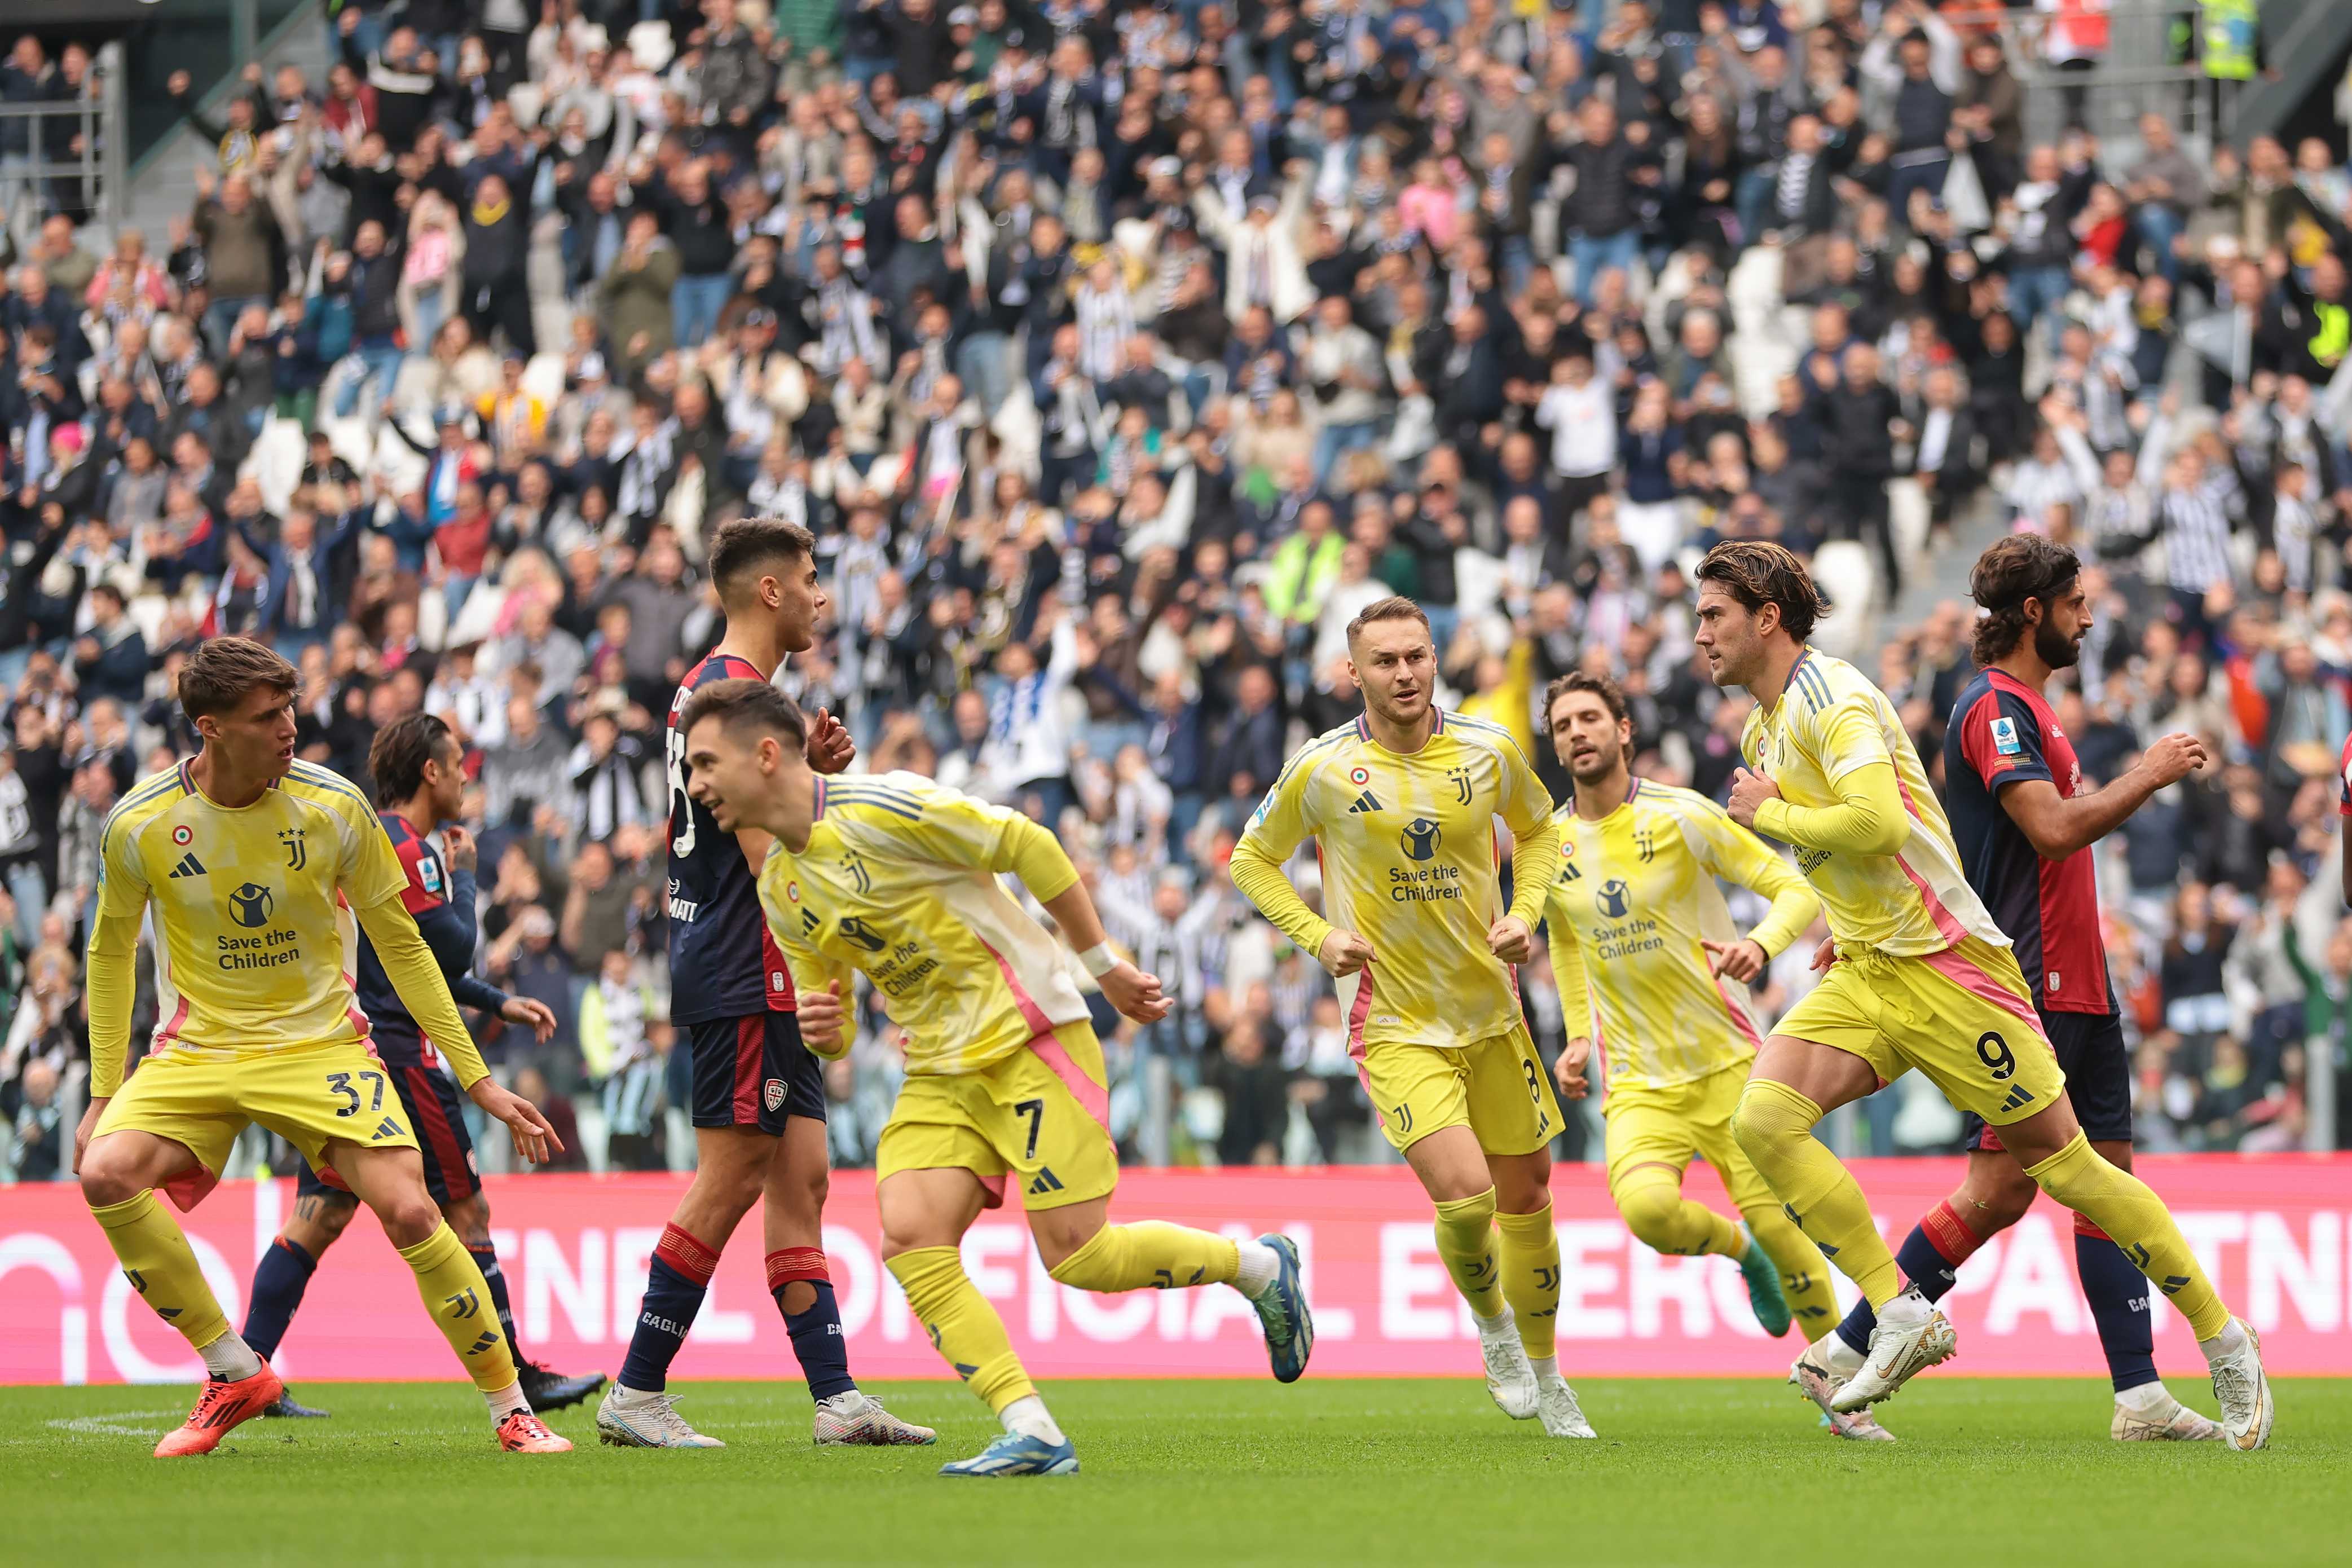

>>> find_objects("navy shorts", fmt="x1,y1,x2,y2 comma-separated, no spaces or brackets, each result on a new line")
1966,1008,2133,1152
686,1011,826,1135
298,1062,478,1208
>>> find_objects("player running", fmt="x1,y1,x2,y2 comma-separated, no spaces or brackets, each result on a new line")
237,713,605,1420
1811,538,2222,1442
599,517,932,1451
1695,540,2272,1449
676,678,1311,1477
74,637,571,1456
1538,672,1861,1421
1230,596,1592,1439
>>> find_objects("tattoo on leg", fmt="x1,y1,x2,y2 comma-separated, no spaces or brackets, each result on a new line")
294,1193,357,1226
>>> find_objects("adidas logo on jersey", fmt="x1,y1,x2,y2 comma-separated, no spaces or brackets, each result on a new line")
166,851,207,879
1997,1083,2037,1113
1027,1168,1065,1196
1345,790,1381,814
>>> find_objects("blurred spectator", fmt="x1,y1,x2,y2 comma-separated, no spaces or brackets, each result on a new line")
6,5,2352,1170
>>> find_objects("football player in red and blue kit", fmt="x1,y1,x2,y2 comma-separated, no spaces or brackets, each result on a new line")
239,713,606,1417
597,517,933,1449
1825,537,2223,1441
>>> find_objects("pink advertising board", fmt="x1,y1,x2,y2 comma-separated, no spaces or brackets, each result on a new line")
5,1158,2350,1385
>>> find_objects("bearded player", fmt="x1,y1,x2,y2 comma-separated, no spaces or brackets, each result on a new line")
1230,596,1592,1439
679,677,1311,1476
598,517,932,1448
236,713,605,1419
1694,540,2270,1448
76,637,569,1456
1536,672,1866,1430
1808,536,2223,1442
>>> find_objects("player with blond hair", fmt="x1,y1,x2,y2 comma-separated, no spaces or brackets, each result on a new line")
1229,596,1592,1439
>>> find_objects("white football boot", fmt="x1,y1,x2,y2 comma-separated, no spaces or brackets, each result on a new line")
2111,1383,2222,1442
2203,1317,2274,1452
813,1389,939,1446
596,1384,726,1448
1477,1309,1539,1420
1789,1329,1897,1442
1830,1287,1956,1412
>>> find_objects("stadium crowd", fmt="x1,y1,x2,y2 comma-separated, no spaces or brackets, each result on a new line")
1,0,2349,1183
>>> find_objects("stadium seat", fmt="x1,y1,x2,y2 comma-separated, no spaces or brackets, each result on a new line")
523,352,567,409
626,21,673,72
246,416,309,513
1808,540,1880,662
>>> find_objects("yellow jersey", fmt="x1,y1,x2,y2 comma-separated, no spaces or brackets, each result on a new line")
1740,647,2006,958
1229,708,1560,1052
756,770,1091,1077
95,758,475,1077
1541,779,1820,1090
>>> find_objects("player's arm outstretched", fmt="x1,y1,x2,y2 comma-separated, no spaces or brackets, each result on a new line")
346,813,562,1162
1034,862,1171,1025
430,825,557,1041
1726,702,1908,856
840,777,1174,1024
1228,751,1367,977
74,810,150,1170
1687,799,1822,983
1959,691,2206,861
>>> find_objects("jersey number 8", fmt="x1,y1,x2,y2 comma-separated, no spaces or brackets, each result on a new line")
667,718,695,858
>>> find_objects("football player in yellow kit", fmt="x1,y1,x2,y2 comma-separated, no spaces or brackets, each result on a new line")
675,677,1312,1477
1228,597,1592,1439
1538,672,1866,1426
73,637,571,1456
1695,541,2271,1447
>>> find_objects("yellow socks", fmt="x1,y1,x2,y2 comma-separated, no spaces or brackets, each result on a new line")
2024,1131,2231,1340
1613,1166,1746,1258
1494,1203,1561,1361
1742,1204,1840,1331
91,1190,231,1351
889,1245,1034,1412
1432,1187,1504,1318
1730,1078,1901,1310
1046,1222,1241,1293
399,1223,520,1395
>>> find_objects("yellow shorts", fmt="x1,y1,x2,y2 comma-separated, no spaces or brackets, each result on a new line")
1360,1025,1561,1158
877,1020,1118,1212
1604,1059,1774,1214
1773,933,2067,1127
94,1038,421,1209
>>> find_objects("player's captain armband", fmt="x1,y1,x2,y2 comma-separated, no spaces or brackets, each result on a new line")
1990,716,2024,757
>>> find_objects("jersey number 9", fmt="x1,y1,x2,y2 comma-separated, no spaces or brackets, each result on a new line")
1974,1031,2015,1083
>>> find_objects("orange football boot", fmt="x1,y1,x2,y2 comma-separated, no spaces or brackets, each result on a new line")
155,1366,285,1457
496,1410,574,1453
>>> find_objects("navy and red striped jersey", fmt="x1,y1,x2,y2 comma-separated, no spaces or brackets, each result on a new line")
354,812,508,1067
666,651,798,1024
2337,731,2352,817
1944,668,2112,1015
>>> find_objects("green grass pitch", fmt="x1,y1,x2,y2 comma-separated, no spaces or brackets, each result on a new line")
5,1378,2344,1566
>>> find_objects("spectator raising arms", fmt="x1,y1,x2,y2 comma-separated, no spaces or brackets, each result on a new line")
3,8,2352,1179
